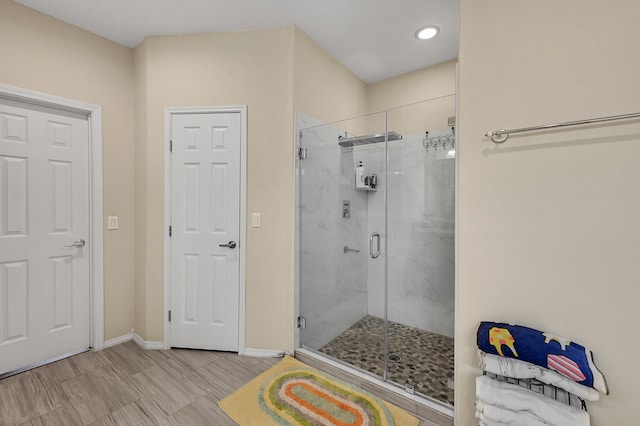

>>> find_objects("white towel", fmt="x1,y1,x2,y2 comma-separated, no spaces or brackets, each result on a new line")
478,350,599,402
476,400,550,425
476,375,590,426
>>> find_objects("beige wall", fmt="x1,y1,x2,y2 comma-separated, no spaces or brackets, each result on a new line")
457,1,640,424
293,27,368,124
367,59,456,113
133,40,149,339
135,28,296,348
366,60,456,137
0,0,136,341
293,34,457,136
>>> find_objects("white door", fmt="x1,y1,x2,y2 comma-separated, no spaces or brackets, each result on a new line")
170,111,241,351
0,98,91,375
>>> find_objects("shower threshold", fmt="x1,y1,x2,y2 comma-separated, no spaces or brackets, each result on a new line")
295,347,454,422
297,316,454,419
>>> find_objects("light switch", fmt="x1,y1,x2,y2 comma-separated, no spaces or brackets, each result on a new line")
252,212,261,227
107,216,118,230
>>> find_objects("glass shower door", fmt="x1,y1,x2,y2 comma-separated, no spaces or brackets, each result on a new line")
298,111,388,380
385,97,456,404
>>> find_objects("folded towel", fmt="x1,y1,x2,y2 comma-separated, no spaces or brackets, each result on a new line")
476,400,550,426
476,375,590,426
478,350,599,401
477,321,608,394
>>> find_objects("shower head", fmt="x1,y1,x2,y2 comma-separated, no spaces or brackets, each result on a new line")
338,131,403,147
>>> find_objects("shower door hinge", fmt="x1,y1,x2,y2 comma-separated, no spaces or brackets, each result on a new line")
169,226,172,237
297,147,307,160
169,140,173,152
297,316,306,329
168,310,172,322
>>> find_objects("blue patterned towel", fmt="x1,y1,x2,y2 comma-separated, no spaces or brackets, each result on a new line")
477,321,608,394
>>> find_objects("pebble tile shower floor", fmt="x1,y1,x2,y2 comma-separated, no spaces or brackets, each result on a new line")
319,315,454,405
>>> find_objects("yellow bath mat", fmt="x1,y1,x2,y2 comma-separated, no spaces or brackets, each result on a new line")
219,355,419,425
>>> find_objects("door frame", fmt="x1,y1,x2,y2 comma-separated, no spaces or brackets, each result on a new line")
0,83,104,351
164,105,247,353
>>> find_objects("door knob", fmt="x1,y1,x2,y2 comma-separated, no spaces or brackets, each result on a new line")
65,239,86,248
219,241,237,249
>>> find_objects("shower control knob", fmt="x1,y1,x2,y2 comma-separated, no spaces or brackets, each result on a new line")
219,241,237,249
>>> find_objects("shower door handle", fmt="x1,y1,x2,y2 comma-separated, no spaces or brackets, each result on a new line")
369,232,380,259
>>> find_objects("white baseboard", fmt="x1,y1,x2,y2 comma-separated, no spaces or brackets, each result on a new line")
133,333,165,350
103,333,133,349
102,332,165,350
243,348,286,358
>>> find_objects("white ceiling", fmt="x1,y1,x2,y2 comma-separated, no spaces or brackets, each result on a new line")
13,0,458,83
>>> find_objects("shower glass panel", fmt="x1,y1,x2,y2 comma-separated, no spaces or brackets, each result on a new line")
298,111,388,381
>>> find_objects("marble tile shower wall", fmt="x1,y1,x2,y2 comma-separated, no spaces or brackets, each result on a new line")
297,111,455,347
297,113,369,349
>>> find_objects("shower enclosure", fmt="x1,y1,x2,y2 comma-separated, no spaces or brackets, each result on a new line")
296,96,456,407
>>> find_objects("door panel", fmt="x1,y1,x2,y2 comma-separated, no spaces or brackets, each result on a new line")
0,155,28,236
0,260,28,344
0,98,91,375
170,112,241,351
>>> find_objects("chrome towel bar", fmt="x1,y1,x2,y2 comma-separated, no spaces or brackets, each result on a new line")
486,111,640,143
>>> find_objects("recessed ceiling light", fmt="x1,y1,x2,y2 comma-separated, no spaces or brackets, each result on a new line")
415,25,441,40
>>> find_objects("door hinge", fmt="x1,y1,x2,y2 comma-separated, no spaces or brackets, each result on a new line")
169,226,172,237
168,310,172,322
297,147,307,160
297,316,306,329
169,140,173,152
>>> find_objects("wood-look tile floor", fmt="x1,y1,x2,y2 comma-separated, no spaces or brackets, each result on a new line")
0,341,279,425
